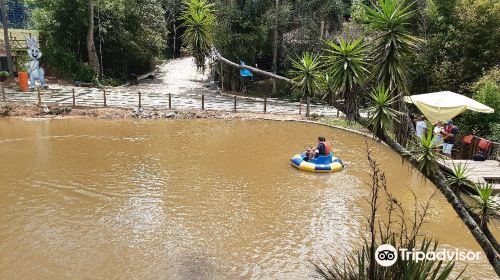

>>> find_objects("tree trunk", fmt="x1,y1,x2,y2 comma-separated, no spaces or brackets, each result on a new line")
345,89,359,121
272,0,279,95
87,0,100,78
214,49,296,85
172,22,177,59
306,95,310,117
1,0,14,78
383,136,500,276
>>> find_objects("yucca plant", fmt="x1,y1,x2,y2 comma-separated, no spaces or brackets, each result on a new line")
446,162,475,192
180,0,215,71
365,0,421,92
289,52,323,117
367,85,401,138
323,37,370,121
410,127,443,177
471,183,500,231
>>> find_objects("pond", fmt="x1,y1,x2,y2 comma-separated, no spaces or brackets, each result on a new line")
0,119,497,279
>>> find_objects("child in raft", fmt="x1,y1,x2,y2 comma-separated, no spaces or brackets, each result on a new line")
305,136,331,161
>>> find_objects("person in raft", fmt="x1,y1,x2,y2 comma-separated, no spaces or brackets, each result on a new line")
305,136,331,161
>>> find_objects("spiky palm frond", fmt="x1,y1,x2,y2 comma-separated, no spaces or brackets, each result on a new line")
289,52,323,98
446,162,475,190
323,37,370,120
367,85,401,137
180,0,215,71
365,0,422,93
410,127,444,177
471,183,500,229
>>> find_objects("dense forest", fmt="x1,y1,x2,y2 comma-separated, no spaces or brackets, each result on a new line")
30,0,499,140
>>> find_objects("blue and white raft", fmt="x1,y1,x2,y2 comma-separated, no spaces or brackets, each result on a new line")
291,153,344,173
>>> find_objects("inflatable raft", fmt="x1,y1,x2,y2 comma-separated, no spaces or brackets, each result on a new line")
291,153,344,173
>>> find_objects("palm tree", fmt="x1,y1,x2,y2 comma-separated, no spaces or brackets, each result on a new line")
180,0,215,71
365,0,420,92
367,85,401,139
289,52,323,117
446,162,475,192
323,37,370,121
410,128,443,177
365,0,421,144
472,183,500,232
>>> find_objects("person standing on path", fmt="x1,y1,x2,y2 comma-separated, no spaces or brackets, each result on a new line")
442,120,458,158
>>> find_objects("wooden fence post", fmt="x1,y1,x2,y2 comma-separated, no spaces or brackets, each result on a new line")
263,97,267,114
299,98,302,115
220,62,224,91
233,95,237,112
138,91,142,109
1,82,5,103
202,94,205,110
169,93,172,109
103,89,107,107
37,88,41,106
72,88,76,107
337,109,340,118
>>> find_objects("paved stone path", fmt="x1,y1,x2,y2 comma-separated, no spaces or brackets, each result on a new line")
4,57,342,116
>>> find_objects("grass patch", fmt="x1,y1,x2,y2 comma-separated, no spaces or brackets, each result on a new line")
318,117,365,130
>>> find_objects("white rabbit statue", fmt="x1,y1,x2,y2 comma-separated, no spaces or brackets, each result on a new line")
25,36,46,90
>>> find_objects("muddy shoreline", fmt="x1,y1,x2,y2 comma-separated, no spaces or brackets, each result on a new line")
0,102,311,121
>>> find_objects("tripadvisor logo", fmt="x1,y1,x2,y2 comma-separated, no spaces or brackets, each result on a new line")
375,244,481,267
375,244,398,267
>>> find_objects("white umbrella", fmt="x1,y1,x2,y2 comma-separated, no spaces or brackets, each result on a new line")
404,91,494,123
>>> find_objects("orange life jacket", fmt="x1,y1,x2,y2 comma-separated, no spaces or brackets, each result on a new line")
321,141,331,155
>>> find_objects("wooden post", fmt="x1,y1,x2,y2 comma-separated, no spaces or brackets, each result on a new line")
220,62,224,91
299,98,302,115
233,95,237,112
37,88,41,106
72,88,76,107
1,82,5,103
337,109,340,117
138,91,142,109
168,93,172,109
202,94,205,110
263,97,267,114
103,89,107,107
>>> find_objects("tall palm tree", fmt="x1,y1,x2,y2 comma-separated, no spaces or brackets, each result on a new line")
323,37,370,121
365,0,421,144
289,52,323,117
365,0,420,92
180,0,215,71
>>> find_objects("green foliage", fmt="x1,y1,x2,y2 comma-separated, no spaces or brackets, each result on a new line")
0,71,9,78
365,0,421,93
367,85,401,137
418,0,500,94
289,52,323,98
456,67,500,141
446,162,475,191
33,0,167,81
471,183,500,229
410,128,443,177
323,37,370,120
180,0,215,71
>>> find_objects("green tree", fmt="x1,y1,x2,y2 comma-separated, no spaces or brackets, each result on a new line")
180,0,215,71
289,52,323,117
323,37,369,120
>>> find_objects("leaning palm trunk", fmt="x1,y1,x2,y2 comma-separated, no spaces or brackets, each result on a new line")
213,49,296,84
383,136,500,276
395,98,415,146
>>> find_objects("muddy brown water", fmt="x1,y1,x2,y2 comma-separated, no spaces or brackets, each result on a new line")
0,119,497,279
